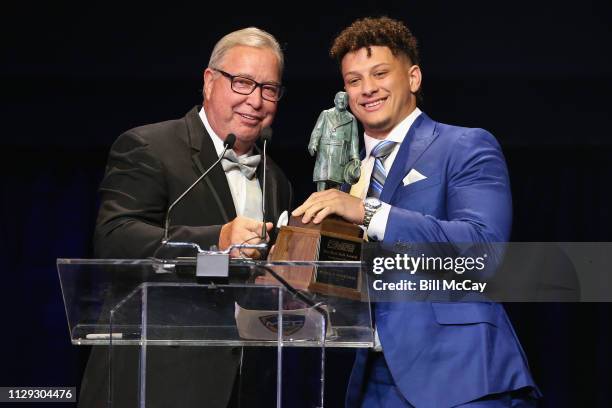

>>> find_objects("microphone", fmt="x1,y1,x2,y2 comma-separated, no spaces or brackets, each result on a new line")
260,127,272,240
161,133,236,244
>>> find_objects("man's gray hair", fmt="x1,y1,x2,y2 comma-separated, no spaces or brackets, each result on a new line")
208,27,284,76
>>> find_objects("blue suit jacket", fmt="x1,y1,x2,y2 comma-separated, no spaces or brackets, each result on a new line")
346,113,540,407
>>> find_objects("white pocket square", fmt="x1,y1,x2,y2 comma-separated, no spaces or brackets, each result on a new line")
403,169,427,186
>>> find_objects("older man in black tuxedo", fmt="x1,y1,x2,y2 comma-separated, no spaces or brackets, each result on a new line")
79,27,292,408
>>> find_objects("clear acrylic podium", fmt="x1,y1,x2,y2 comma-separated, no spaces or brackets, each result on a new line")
58,259,373,408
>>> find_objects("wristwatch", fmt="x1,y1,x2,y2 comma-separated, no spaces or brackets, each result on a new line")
363,197,382,228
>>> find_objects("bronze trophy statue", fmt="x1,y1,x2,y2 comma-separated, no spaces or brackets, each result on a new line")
309,91,361,191
268,92,364,299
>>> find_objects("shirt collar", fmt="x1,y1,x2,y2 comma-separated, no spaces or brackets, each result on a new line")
364,107,422,159
199,106,225,156
198,106,253,158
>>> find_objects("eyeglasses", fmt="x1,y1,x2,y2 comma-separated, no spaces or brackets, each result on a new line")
212,68,285,102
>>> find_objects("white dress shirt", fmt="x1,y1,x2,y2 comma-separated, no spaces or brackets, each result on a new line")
360,107,422,241
356,107,422,351
199,108,263,220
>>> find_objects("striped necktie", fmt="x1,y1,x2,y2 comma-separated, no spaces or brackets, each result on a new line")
367,140,397,199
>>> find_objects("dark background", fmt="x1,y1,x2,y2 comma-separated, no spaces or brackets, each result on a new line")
1,1,610,406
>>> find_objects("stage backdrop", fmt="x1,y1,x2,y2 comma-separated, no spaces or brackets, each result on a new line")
2,2,610,406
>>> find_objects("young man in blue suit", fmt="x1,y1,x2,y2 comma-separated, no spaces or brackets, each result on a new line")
293,17,541,408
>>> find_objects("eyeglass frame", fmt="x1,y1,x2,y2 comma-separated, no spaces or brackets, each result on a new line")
211,68,285,102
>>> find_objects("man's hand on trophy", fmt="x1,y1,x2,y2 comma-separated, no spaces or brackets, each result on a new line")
292,189,365,225
219,216,273,258
308,143,317,156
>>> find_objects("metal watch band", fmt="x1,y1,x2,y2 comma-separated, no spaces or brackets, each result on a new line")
363,202,379,228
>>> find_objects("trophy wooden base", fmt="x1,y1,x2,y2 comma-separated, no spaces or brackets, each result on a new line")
265,215,364,299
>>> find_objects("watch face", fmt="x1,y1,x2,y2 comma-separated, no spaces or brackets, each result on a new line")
365,197,381,208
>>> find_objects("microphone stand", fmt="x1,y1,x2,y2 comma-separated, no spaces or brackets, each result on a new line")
162,136,234,244
260,136,268,241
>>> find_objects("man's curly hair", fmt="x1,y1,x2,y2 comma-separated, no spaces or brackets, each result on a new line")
330,17,422,101
330,16,420,66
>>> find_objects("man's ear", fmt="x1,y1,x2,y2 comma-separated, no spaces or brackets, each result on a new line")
203,68,215,102
408,64,422,94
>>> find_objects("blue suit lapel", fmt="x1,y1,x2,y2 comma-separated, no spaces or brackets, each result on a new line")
380,113,439,203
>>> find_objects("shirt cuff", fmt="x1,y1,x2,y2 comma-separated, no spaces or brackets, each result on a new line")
366,202,391,241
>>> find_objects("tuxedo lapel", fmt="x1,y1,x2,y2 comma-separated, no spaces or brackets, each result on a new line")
256,154,278,224
185,107,237,223
380,113,439,203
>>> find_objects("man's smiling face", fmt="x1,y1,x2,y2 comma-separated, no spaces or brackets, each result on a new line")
203,45,280,153
341,45,420,139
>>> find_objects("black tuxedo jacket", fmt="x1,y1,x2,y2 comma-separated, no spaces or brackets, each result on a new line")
94,106,292,258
